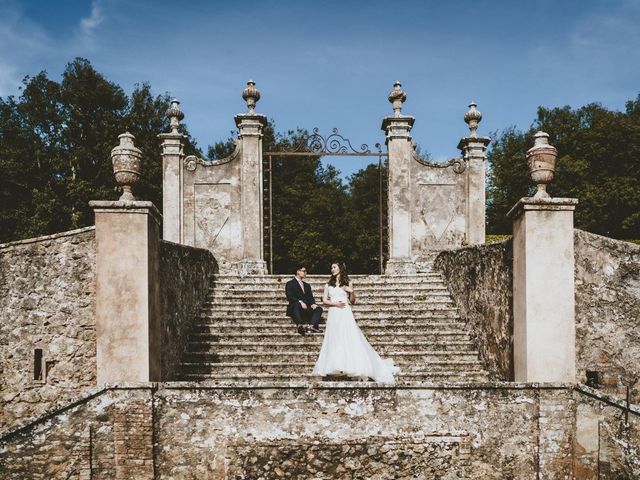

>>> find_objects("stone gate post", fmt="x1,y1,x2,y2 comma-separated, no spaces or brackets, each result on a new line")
507,132,577,383
457,102,490,245
90,133,162,384
382,82,416,274
159,99,185,243
234,81,268,274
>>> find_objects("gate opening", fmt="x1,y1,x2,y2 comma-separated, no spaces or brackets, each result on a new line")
263,128,388,275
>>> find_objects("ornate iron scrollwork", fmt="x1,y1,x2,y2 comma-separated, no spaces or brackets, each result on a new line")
412,150,467,174
184,142,241,171
273,128,382,155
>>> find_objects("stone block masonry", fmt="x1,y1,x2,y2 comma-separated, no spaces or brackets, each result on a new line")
435,230,640,393
0,227,97,430
0,226,218,432
0,383,583,479
434,239,513,380
574,230,640,399
159,240,217,380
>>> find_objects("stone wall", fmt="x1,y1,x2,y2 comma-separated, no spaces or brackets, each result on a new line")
574,230,640,398
0,227,97,431
435,231,640,391
434,239,513,380
159,240,217,380
0,383,580,479
574,385,640,479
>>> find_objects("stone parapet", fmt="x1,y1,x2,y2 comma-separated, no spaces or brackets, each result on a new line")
3,382,637,478
509,196,578,383
90,200,162,384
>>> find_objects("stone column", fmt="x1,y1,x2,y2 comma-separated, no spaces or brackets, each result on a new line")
90,201,162,383
234,81,267,274
507,132,578,382
381,82,416,274
457,102,490,245
158,99,185,243
90,133,162,384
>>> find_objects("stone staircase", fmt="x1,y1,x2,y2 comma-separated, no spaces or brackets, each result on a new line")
175,269,489,383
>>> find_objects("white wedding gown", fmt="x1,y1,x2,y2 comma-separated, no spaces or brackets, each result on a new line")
312,285,400,384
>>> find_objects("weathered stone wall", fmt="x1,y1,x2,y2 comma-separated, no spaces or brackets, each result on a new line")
159,240,217,380
574,230,640,398
436,231,640,390
434,239,513,380
0,227,97,431
574,385,640,479
0,385,155,480
0,383,579,479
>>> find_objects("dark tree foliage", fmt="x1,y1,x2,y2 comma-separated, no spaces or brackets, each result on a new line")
487,96,640,238
0,58,199,243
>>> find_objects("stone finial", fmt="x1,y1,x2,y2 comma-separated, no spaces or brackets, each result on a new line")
111,132,142,201
242,80,261,113
166,99,184,134
464,102,482,137
388,81,406,117
527,131,558,199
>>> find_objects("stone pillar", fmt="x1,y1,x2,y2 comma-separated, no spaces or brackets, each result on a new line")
90,133,162,384
158,99,185,243
507,132,577,382
457,102,490,245
381,82,416,274
90,201,162,383
234,80,267,274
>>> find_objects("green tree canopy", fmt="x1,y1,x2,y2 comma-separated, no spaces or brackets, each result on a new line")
0,58,199,243
487,96,640,238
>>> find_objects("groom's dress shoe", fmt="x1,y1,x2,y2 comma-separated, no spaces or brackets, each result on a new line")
297,326,306,335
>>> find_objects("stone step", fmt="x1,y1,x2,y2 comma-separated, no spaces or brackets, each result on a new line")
178,360,484,376
209,283,447,293
207,289,450,298
201,301,456,311
187,331,472,344
186,341,476,356
175,372,488,387
197,309,461,319
182,352,479,364
192,317,465,327
211,275,443,285
174,372,488,383
187,333,473,347
190,323,469,335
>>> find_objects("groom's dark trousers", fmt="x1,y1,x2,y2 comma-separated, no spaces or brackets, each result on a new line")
285,279,323,327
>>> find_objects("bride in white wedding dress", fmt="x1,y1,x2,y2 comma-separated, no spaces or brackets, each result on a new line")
312,262,400,384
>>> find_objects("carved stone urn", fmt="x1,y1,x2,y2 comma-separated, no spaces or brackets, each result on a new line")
526,131,557,199
242,80,261,113
111,132,142,201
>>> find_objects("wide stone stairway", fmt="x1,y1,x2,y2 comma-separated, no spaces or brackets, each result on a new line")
175,268,489,383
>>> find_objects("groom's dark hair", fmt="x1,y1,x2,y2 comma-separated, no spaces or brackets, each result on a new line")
294,265,306,274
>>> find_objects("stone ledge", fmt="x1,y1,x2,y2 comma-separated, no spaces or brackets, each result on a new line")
575,384,640,415
5,381,637,444
0,225,95,250
507,196,578,219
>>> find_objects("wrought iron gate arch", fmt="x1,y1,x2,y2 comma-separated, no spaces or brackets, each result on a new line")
263,127,388,274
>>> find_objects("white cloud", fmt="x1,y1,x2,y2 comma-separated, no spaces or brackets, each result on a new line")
0,4,52,96
80,2,104,36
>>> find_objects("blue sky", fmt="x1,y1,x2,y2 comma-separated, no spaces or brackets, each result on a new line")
1,0,639,177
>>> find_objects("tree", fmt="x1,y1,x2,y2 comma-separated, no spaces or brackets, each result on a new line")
487,96,640,238
0,58,199,243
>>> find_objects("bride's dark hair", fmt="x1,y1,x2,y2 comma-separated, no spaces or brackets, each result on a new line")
328,262,350,287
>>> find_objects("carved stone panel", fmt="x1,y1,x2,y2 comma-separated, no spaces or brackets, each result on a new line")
411,161,467,255
182,152,242,271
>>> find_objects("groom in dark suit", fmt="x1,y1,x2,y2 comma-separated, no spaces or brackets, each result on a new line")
285,265,323,335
